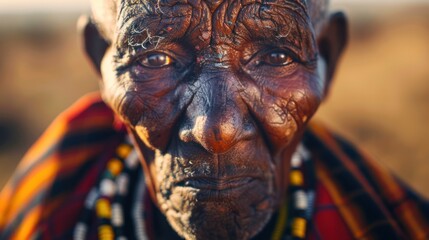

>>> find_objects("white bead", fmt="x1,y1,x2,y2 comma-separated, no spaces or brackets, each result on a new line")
295,190,308,210
100,179,116,197
291,151,302,168
73,223,87,240
298,144,311,161
125,150,139,169
117,174,129,196
112,203,124,227
84,188,98,209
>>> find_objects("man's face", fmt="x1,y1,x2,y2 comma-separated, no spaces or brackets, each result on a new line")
99,0,324,239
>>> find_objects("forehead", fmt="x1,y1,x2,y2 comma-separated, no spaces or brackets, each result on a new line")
116,0,310,26
112,0,315,53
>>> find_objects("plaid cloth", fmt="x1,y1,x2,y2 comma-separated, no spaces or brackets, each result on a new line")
0,94,428,239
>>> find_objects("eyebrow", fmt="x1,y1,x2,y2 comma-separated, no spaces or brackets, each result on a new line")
115,17,181,54
120,22,165,49
229,4,316,56
115,4,193,51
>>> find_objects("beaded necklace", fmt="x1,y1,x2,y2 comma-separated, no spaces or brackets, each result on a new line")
74,136,142,240
73,138,315,240
281,144,316,240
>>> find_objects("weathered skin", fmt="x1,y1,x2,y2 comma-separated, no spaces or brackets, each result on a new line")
82,0,347,239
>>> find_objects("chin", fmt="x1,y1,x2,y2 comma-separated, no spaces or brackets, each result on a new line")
157,180,275,240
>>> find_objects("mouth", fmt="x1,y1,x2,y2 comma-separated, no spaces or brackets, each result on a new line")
175,176,256,191
170,175,271,205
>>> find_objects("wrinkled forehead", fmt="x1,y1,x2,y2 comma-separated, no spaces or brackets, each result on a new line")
91,0,326,42
109,0,314,48
116,0,310,23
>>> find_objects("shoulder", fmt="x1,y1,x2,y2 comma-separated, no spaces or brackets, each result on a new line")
0,93,126,239
304,121,429,239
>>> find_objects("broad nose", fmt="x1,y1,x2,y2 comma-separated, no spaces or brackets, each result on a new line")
181,105,243,153
179,75,255,154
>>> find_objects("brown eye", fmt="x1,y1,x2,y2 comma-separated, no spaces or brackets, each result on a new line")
265,52,293,66
140,53,174,68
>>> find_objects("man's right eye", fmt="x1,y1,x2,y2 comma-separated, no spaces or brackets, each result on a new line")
140,52,175,68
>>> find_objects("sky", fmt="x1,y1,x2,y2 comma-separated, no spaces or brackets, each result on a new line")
0,0,428,13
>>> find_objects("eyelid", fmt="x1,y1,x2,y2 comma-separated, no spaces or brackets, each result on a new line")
113,42,195,76
138,50,173,60
115,41,179,64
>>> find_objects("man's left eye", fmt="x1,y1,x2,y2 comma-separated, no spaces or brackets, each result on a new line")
140,53,174,68
264,51,294,66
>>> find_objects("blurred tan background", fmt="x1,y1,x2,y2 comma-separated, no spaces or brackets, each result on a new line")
0,1,428,197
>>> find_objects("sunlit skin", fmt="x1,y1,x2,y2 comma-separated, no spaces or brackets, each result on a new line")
82,0,347,239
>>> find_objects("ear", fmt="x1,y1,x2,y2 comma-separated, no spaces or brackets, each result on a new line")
317,12,348,97
77,15,109,75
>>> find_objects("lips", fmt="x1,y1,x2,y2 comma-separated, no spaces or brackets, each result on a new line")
176,176,256,191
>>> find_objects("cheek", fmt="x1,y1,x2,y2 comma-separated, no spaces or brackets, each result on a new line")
241,70,323,148
264,70,324,119
99,49,160,124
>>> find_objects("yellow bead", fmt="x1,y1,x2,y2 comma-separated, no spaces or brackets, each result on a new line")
98,225,114,240
107,159,123,176
292,217,307,238
290,170,304,186
117,144,132,159
96,199,111,219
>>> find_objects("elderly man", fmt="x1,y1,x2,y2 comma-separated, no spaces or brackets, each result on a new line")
0,0,428,239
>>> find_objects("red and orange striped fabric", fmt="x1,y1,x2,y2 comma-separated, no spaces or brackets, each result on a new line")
0,93,126,239
306,124,429,239
0,94,427,239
